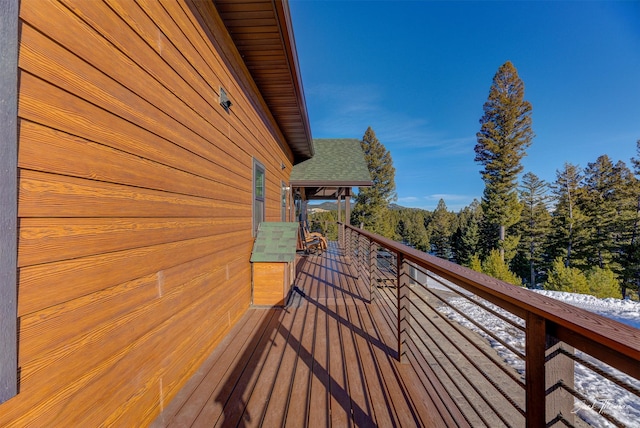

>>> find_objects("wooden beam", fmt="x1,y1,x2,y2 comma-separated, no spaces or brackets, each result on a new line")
0,0,18,404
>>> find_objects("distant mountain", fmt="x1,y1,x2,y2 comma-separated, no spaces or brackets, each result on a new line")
309,201,408,212
308,201,341,211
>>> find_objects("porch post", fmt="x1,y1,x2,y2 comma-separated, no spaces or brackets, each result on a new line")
345,188,351,226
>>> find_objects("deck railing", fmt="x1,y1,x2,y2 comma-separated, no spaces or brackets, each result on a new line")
339,223,640,428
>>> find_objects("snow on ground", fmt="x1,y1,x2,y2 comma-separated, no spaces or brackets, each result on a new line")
434,286,640,427
533,289,640,330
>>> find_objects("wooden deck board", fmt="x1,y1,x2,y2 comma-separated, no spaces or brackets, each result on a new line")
153,242,467,427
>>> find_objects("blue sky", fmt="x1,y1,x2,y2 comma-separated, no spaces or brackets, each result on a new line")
288,0,640,211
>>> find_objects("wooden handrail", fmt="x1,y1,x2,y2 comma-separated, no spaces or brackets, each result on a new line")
340,223,639,378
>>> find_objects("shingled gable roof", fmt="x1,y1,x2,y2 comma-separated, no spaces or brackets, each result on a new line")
290,139,372,187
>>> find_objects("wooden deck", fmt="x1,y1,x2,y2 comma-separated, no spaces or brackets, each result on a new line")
152,243,464,427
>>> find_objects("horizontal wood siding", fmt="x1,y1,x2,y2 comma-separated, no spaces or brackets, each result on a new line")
2,0,293,425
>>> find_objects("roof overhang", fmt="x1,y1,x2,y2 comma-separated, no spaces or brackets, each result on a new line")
214,0,314,163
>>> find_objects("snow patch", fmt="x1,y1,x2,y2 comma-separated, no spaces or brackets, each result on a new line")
435,288,639,427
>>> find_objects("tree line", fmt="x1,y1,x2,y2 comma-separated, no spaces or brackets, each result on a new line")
310,62,639,300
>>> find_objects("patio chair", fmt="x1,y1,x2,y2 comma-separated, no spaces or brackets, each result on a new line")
299,221,327,254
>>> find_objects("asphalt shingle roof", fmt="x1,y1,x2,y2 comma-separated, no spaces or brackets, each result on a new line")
250,222,299,263
290,139,371,186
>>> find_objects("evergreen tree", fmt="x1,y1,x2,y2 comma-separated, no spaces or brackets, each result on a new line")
546,163,587,267
469,254,483,272
451,199,483,265
475,61,533,260
309,210,338,241
609,160,638,273
622,139,640,298
586,267,622,299
579,155,619,269
545,257,590,294
428,199,456,259
351,127,397,237
514,172,551,287
481,250,522,286
395,208,429,251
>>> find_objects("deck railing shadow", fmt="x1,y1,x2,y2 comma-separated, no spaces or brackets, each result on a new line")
213,243,419,426
340,222,640,428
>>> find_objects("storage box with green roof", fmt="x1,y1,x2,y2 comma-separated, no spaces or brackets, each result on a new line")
250,222,299,306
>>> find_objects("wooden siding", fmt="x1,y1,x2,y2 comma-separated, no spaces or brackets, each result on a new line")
2,0,294,425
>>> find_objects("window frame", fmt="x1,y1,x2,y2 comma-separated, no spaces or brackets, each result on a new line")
0,0,19,404
253,159,266,235
281,181,288,221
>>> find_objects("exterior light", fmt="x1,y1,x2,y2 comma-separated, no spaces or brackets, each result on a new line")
220,87,232,111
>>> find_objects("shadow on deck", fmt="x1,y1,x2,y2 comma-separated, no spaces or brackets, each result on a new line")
152,242,465,427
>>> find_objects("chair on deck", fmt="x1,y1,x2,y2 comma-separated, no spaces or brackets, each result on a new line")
299,221,327,255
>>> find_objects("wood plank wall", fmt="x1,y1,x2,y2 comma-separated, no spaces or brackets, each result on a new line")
1,0,294,425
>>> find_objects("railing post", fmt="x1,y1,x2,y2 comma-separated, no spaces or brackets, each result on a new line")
526,312,546,428
344,226,350,257
355,231,362,279
369,240,376,302
359,234,366,280
397,253,409,363
546,338,575,426
350,228,354,259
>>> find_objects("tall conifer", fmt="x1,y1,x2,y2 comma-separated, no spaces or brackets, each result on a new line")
514,172,551,287
579,155,619,269
623,140,640,298
546,163,587,267
475,61,533,260
451,200,483,266
351,127,396,237
429,199,456,259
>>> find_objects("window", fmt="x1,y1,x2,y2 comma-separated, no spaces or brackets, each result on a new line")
253,159,265,235
281,182,288,221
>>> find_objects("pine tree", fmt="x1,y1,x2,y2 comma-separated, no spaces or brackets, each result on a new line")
309,210,338,241
351,127,397,237
623,140,640,298
546,163,587,267
579,155,619,269
586,267,622,299
395,209,429,251
451,199,483,265
428,199,456,259
514,172,551,287
481,250,522,286
475,61,533,260
545,257,590,294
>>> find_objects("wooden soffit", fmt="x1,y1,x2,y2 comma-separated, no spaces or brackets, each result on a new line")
214,0,313,162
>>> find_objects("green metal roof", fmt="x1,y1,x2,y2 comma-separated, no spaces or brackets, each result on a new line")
250,222,299,263
290,139,372,186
